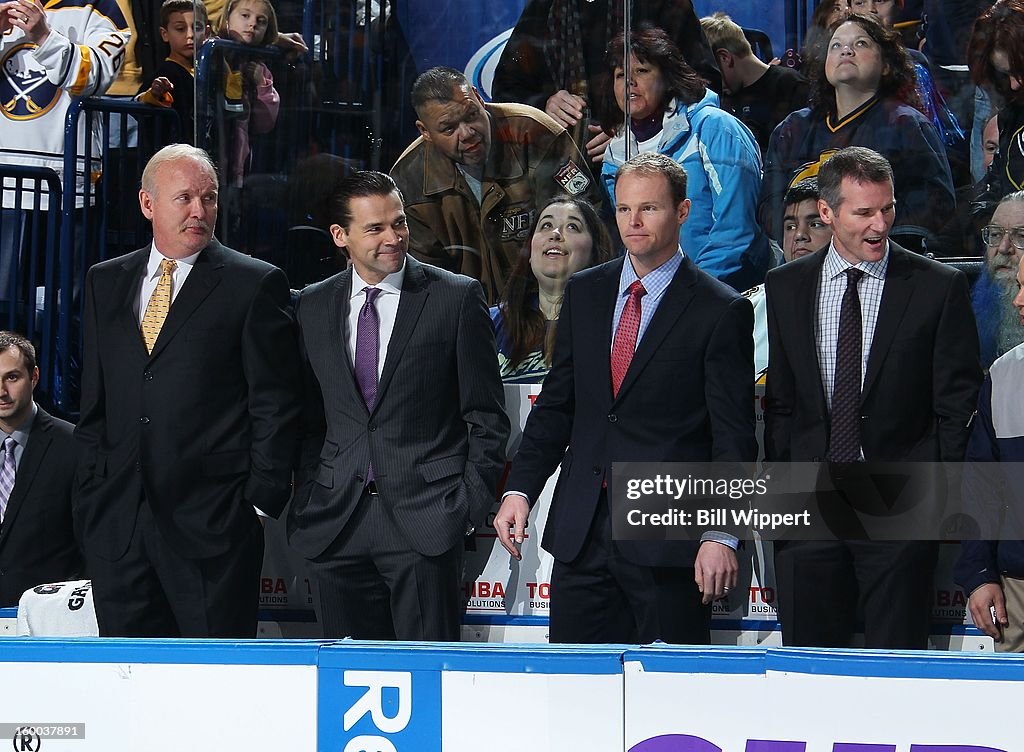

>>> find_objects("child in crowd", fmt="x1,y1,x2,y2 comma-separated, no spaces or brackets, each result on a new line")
137,0,210,144
219,0,280,186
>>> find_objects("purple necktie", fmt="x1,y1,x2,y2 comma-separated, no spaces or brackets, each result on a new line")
355,287,381,482
355,287,382,409
0,436,16,522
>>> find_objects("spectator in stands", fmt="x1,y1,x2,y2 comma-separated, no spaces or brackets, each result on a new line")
955,252,1024,652
983,112,1000,174
0,0,130,296
761,14,955,255
390,66,600,305
218,0,280,187
136,0,210,144
0,331,81,608
747,178,832,376
491,195,613,383
764,146,981,649
600,25,770,293
491,0,719,166
973,192,1024,368
494,152,756,644
290,170,509,641
700,12,810,157
968,0,1024,229
75,144,302,637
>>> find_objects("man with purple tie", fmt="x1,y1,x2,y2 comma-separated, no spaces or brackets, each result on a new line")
289,171,509,640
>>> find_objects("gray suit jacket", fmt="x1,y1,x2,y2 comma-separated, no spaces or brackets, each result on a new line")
289,257,510,558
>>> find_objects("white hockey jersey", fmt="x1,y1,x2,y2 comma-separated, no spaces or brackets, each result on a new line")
1,0,130,209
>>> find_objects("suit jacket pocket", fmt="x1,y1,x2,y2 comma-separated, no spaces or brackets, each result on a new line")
418,455,466,484
316,462,334,488
200,449,250,477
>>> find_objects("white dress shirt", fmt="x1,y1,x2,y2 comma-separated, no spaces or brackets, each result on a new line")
136,244,202,323
346,263,406,376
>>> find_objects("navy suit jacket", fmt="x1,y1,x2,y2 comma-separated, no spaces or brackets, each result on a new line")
505,254,757,567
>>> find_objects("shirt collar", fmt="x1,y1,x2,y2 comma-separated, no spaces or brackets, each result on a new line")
619,248,684,299
6,401,36,446
350,260,407,300
147,244,201,278
823,240,890,282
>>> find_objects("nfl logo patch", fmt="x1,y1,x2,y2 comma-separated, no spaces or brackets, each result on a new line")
554,161,590,196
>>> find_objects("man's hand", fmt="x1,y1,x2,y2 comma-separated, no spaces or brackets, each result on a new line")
694,541,739,605
967,583,1008,641
585,125,612,162
493,493,530,560
545,89,586,128
5,0,49,44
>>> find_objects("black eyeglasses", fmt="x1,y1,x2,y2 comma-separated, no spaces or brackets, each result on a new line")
982,225,1024,250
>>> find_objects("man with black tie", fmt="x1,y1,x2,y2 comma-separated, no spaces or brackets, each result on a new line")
290,171,509,641
0,331,81,607
494,152,756,644
764,146,982,649
75,143,302,637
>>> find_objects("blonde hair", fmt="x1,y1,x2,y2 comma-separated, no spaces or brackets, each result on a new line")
218,0,278,45
699,12,753,58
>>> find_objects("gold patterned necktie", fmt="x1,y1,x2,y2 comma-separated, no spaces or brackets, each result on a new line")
140,258,177,354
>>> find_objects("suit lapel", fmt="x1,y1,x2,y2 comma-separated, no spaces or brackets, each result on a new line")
613,256,697,402
148,242,224,361
375,259,428,410
592,261,620,401
113,248,151,358
862,244,914,400
0,408,52,548
796,252,829,414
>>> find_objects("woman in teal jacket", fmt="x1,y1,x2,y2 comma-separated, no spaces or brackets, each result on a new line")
600,24,771,292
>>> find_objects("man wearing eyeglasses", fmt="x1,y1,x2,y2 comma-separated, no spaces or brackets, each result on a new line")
973,192,1024,368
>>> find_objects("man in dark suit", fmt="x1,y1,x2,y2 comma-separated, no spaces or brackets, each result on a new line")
764,146,983,649
0,331,81,607
74,144,302,637
290,171,509,641
494,153,756,644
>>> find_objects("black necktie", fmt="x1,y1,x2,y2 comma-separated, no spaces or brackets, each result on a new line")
829,268,865,463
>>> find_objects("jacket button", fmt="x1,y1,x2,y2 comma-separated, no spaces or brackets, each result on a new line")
607,414,617,423
143,371,153,381
135,462,142,472
140,416,150,424
592,466,602,475
368,424,377,432
812,456,821,462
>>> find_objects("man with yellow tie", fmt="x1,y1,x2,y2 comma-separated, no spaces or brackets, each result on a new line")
74,144,303,637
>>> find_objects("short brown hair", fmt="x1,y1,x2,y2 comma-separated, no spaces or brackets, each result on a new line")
161,0,207,29
0,332,36,374
615,153,688,206
818,147,893,210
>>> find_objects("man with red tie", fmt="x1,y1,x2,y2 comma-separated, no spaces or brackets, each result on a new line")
494,152,756,643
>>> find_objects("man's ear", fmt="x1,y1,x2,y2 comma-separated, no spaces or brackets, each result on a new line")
329,223,348,249
715,49,732,68
817,198,834,226
415,119,431,142
139,188,154,220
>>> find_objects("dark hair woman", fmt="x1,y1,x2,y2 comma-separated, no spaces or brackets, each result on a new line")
490,196,613,383
760,13,955,254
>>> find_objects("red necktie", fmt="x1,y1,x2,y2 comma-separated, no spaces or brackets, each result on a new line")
610,280,646,397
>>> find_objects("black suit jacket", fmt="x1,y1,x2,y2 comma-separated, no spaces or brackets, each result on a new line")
0,406,82,607
764,243,982,463
74,241,303,560
505,254,757,567
289,257,510,559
